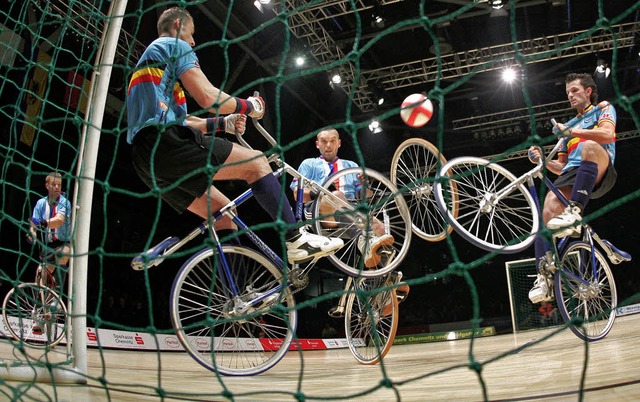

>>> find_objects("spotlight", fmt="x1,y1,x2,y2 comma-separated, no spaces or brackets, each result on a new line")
330,73,342,85
595,59,611,78
501,67,517,83
489,0,504,9
253,0,271,11
372,14,385,29
371,2,385,29
373,86,386,106
368,120,382,134
295,56,305,66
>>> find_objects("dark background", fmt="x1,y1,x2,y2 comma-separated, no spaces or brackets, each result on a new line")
1,0,638,337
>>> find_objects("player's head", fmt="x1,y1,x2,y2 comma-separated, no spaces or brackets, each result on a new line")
45,172,63,200
316,128,341,162
565,73,598,107
157,7,195,47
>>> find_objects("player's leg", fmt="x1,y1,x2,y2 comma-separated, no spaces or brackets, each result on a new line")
318,190,392,268
209,140,344,263
529,190,569,304
547,141,610,235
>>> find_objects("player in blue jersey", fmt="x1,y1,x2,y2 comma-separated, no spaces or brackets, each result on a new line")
28,172,72,332
291,128,394,268
291,128,408,316
528,72,617,303
127,7,342,263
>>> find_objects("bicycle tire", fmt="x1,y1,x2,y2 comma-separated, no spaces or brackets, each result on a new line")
345,275,398,365
312,167,412,277
555,241,617,341
170,245,297,376
390,138,457,242
2,283,67,348
434,156,539,253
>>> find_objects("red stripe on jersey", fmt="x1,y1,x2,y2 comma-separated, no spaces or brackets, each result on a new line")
128,67,163,94
566,137,585,155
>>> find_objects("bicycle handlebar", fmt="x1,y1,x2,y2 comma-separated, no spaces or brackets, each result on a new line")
233,90,278,151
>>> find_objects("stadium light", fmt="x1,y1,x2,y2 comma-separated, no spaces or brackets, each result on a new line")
501,67,517,83
368,119,383,134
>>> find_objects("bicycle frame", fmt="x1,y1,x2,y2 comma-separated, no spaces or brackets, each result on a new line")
486,137,629,284
131,133,372,309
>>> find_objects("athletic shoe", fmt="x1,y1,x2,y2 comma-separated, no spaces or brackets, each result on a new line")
528,273,553,303
378,246,397,267
32,324,43,336
396,282,410,303
381,272,410,316
286,226,344,264
547,204,582,238
327,305,345,318
357,233,394,268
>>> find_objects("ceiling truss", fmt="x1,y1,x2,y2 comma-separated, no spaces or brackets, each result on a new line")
278,0,638,114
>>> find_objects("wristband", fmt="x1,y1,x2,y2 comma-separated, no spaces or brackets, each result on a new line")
233,97,254,115
206,117,225,133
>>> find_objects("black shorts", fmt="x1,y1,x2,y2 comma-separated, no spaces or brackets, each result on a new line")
42,240,71,266
131,125,234,213
553,162,617,199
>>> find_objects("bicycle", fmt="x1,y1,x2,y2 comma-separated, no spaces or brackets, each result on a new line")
2,218,68,348
131,111,412,375
390,137,458,242
433,124,631,341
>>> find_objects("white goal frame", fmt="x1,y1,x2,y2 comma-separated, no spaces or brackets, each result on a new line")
505,257,536,335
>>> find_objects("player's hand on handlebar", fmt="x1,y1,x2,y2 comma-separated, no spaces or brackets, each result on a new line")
224,114,246,135
247,96,265,119
527,146,542,164
552,122,572,137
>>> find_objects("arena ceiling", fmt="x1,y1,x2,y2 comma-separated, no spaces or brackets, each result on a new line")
168,1,640,131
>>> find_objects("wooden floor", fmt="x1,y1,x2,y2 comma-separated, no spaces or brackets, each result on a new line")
2,314,640,401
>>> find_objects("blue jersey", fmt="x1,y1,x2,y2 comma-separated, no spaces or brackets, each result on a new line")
126,37,199,144
559,101,616,173
32,195,72,243
291,157,361,200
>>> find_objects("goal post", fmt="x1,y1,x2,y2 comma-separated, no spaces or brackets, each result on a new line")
0,0,128,383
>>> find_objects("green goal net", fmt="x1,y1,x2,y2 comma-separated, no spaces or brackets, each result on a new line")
0,0,638,400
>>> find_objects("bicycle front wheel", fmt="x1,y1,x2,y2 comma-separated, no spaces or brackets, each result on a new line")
390,138,456,242
2,283,67,348
170,245,297,376
345,275,398,365
312,167,412,277
555,241,617,341
435,156,538,253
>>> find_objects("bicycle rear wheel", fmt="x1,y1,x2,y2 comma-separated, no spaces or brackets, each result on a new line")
555,242,617,341
390,138,456,242
434,156,538,253
312,167,412,277
345,275,398,364
2,283,67,348
170,245,297,376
